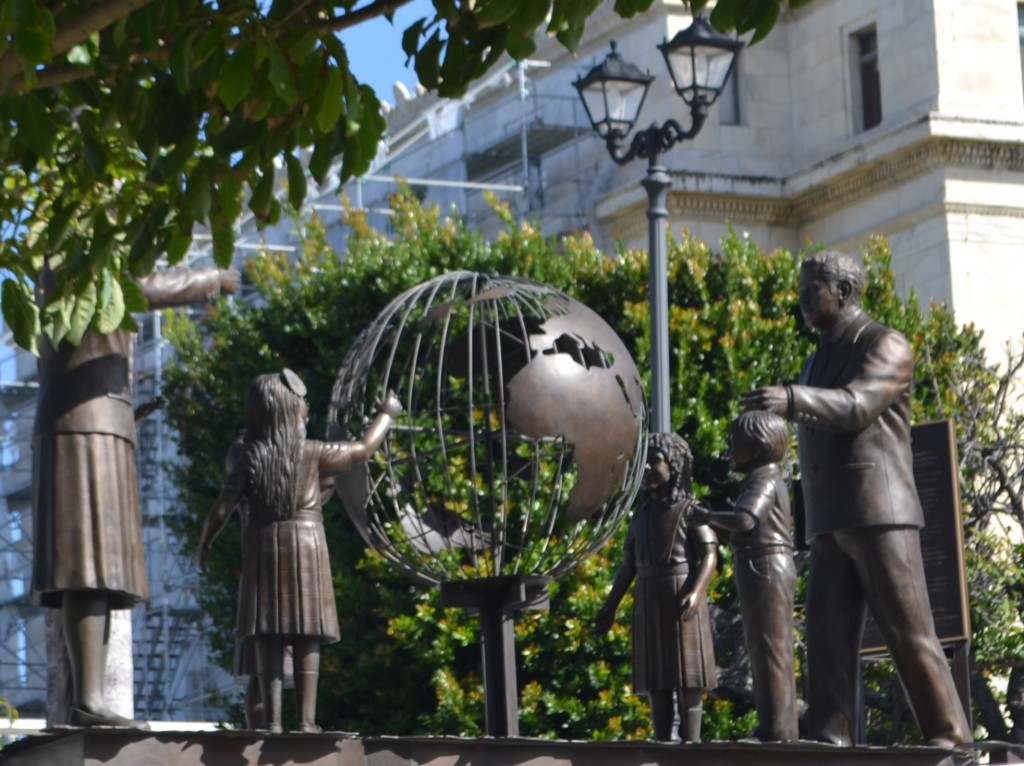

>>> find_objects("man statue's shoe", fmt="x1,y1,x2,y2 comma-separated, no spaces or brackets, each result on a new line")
69,706,150,729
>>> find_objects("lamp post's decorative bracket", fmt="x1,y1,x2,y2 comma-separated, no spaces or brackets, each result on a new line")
607,108,709,167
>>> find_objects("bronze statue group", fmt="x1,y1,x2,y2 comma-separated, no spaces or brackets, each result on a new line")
30,251,973,747
596,250,971,747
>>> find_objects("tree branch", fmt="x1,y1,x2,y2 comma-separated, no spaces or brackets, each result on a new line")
973,661,1011,740
18,62,92,92
0,0,158,86
13,0,412,94
17,44,172,94
276,0,317,28
308,0,417,36
1007,664,1024,743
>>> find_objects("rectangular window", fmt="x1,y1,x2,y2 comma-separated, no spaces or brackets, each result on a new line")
1,418,18,467
718,52,741,126
16,619,27,686
850,27,881,132
0,347,15,383
137,314,156,345
8,510,21,542
1019,4,1024,97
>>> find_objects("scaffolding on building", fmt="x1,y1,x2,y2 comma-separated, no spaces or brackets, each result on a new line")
330,59,596,245
0,349,46,716
131,313,233,720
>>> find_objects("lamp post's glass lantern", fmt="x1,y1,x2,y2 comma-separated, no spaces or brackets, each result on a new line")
570,17,742,435
659,15,743,108
573,41,653,139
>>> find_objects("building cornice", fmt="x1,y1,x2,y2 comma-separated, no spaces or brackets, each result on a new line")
605,133,1024,240
787,136,1024,223
944,200,1024,219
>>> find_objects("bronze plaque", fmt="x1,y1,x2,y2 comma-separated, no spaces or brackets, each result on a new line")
861,419,970,655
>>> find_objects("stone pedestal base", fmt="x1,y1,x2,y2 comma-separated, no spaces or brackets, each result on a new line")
2,730,1002,766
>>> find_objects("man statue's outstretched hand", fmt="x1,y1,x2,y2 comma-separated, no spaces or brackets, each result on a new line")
219,269,242,295
742,386,789,416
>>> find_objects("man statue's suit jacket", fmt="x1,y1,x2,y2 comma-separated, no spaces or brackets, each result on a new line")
789,310,925,539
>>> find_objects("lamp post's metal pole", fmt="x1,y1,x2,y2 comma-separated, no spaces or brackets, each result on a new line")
601,117,706,436
641,157,672,434
575,24,735,434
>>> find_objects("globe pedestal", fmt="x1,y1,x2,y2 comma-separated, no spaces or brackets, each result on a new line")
331,272,648,737
440,575,550,737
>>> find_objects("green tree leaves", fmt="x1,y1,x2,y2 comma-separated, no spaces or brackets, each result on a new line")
16,93,57,156
0,1,381,350
0,277,38,354
701,0,785,44
9,0,55,68
217,42,256,112
0,0,796,353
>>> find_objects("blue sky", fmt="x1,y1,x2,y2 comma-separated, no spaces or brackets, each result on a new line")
339,0,432,104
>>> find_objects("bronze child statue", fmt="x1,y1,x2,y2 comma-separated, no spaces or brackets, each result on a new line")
595,432,717,742
199,370,401,733
689,411,798,741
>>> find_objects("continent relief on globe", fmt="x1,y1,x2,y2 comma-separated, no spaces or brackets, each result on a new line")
504,309,643,523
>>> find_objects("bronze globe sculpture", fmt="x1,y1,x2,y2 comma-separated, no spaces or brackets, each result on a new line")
329,271,647,735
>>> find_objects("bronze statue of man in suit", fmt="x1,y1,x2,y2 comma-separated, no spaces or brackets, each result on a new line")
743,250,971,748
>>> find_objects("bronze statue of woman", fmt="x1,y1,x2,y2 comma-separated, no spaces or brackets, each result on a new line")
32,265,238,728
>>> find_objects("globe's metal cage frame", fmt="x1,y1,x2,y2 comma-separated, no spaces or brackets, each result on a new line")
329,272,648,735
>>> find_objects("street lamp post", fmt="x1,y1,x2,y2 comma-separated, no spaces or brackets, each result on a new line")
574,18,742,433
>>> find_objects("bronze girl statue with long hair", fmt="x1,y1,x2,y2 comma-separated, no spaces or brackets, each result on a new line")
199,369,400,733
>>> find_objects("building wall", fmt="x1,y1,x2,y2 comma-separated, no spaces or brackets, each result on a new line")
933,0,1023,120
566,0,1024,352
